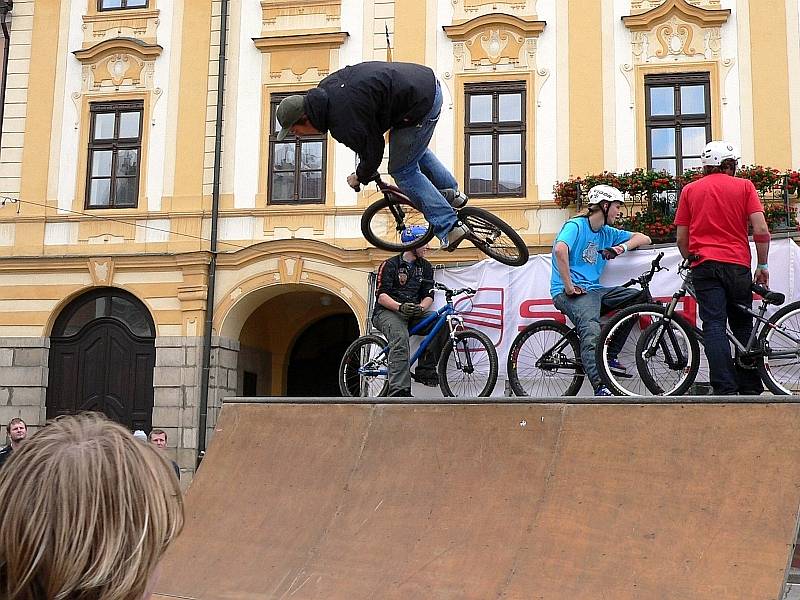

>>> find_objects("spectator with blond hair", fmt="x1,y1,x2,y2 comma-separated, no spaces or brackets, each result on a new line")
0,412,184,600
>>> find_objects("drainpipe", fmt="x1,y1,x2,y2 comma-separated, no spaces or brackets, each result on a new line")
197,0,229,466
0,1,13,148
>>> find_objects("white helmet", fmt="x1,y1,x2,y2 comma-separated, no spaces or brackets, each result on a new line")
587,184,625,207
700,141,739,166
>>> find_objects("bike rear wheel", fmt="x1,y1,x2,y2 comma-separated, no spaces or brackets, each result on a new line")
507,320,583,396
760,300,800,395
339,334,390,397
361,195,435,252
437,329,498,397
458,206,529,267
597,304,699,396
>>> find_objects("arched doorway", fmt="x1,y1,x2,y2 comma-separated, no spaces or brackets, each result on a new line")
287,314,359,396
47,288,156,431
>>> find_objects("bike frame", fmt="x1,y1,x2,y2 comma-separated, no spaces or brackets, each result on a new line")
359,301,465,378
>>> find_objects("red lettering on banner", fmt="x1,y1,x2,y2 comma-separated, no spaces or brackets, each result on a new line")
519,299,566,329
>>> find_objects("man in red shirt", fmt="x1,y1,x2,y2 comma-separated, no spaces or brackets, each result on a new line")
675,140,771,395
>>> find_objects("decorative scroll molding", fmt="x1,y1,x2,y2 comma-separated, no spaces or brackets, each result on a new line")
72,39,161,92
260,0,341,36
254,31,348,79
88,258,115,286
623,0,729,30
444,13,545,72
631,0,720,12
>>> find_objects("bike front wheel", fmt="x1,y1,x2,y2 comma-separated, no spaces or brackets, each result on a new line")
597,304,700,396
339,334,389,397
437,329,498,397
361,195,435,252
457,206,529,267
507,320,583,396
760,300,800,395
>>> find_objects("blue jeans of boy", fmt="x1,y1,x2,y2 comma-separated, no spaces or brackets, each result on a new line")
553,286,649,389
388,81,459,244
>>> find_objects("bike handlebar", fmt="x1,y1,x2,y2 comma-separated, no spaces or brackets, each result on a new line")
621,251,666,289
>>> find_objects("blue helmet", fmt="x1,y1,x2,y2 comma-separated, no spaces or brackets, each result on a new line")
400,225,428,244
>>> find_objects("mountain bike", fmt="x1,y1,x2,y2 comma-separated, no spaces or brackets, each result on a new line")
359,175,529,267
339,281,499,397
596,256,795,396
505,252,665,396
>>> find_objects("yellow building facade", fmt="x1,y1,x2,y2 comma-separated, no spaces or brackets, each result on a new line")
0,0,798,478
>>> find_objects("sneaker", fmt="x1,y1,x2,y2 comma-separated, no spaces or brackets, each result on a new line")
412,370,439,387
594,385,614,397
440,222,470,252
608,358,627,374
441,188,469,208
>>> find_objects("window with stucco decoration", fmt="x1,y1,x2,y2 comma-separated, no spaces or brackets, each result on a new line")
464,81,526,198
98,0,148,10
268,92,326,205
645,72,711,175
86,100,144,209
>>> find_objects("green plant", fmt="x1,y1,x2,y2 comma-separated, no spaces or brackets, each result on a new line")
736,165,782,194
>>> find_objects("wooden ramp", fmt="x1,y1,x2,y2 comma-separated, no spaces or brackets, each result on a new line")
154,399,800,600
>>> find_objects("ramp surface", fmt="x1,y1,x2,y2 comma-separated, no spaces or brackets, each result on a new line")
154,401,800,600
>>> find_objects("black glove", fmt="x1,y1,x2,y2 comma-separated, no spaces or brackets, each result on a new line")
399,302,423,318
600,245,625,260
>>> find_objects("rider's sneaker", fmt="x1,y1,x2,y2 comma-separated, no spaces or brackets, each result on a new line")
441,188,469,208
440,222,470,252
594,385,614,397
411,370,439,387
608,358,627,374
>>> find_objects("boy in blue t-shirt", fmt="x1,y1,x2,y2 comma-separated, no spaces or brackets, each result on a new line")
551,184,652,396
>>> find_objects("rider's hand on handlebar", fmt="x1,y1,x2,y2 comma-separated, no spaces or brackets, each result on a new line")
347,172,360,191
600,245,625,260
754,267,769,287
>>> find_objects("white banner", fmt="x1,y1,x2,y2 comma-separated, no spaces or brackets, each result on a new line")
413,238,800,397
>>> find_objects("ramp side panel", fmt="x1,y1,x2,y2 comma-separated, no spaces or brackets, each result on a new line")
156,402,800,600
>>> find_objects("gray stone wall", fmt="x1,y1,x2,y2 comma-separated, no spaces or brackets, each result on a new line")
154,336,239,485
0,338,48,438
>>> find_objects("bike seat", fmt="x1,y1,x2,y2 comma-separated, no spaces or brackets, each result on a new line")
751,282,785,306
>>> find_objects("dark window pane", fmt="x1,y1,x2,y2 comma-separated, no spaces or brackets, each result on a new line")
649,87,674,116
300,141,323,170
93,113,115,139
651,128,675,157
100,0,123,8
91,150,113,177
681,127,707,156
119,112,141,138
110,296,152,336
683,157,702,171
651,158,676,176
498,93,522,121
300,172,322,200
271,172,294,201
115,178,138,206
273,143,296,171
498,133,521,162
498,164,522,194
468,165,492,194
680,85,706,114
116,149,138,176
89,179,111,206
469,135,492,163
469,95,492,123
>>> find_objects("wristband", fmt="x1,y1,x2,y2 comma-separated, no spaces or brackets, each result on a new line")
757,263,769,270
621,242,629,253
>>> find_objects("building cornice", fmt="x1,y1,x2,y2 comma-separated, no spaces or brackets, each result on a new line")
622,0,730,31
443,13,546,41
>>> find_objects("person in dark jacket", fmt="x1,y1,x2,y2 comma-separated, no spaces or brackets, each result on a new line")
0,417,27,468
275,61,470,250
372,226,449,396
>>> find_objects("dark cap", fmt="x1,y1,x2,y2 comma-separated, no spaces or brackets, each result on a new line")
276,95,306,141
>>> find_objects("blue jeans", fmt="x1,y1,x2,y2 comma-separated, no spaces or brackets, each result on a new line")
553,286,649,389
692,261,763,395
388,81,459,243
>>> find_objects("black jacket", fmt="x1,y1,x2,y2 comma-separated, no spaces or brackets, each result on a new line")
374,254,435,313
0,445,12,468
304,61,437,183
